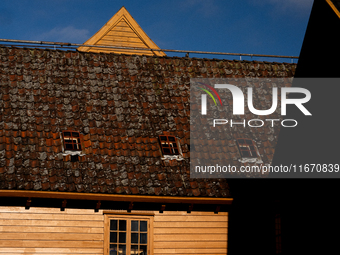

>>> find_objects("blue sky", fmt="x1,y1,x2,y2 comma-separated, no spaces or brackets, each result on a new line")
0,0,313,62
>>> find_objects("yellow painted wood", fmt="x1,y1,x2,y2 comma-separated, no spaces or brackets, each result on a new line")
0,254,101,255
0,212,103,221
153,211,228,255
154,242,228,249
326,0,340,18
0,189,233,205
154,249,227,254
154,211,229,216
89,49,153,55
0,207,102,215
0,225,103,233
0,248,103,254
0,219,103,227
0,207,228,255
154,228,228,234
154,234,227,242
0,232,103,241
0,240,103,248
0,207,104,254
154,221,228,228
78,7,166,56
154,215,228,222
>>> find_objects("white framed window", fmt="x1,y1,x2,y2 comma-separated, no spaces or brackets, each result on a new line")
104,214,153,255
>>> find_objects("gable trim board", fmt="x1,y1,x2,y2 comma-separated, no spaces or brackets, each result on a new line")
78,6,165,56
326,0,340,18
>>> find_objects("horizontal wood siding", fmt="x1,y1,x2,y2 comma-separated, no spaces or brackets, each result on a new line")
153,211,228,255
88,18,155,56
0,207,104,255
0,207,228,255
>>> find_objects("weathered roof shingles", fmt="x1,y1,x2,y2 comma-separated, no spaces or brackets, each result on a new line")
0,46,297,198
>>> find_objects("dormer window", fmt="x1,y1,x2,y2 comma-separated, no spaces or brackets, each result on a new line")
62,131,82,151
159,135,179,156
158,135,184,161
236,138,259,158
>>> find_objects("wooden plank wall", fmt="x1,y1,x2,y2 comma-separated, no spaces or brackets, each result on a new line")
153,211,228,255
0,207,104,255
0,208,228,255
88,19,154,56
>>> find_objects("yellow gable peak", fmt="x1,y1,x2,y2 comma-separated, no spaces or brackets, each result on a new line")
78,6,165,56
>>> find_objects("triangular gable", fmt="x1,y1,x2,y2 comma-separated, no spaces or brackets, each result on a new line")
78,6,166,56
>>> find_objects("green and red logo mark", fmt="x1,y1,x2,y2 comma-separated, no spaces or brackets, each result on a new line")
197,82,223,108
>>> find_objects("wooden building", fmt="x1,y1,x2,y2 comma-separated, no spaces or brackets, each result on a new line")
0,6,297,255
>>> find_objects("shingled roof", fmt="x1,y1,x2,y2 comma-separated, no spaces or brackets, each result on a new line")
0,45,297,199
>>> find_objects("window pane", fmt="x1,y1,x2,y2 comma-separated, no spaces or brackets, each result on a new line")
118,245,126,255
110,244,118,255
161,143,169,147
140,233,147,244
245,139,253,144
241,151,251,157
119,220,126,231
140,221,147,232
238,139,244,144
173,149,179,154
163,148,171,154
110,232,117,243
140,245,147,255
72,132,79,137
65,144,73,150
131,233,138,244
131,245,139,255
131,220,138,231
160,136,167,141
110,220,118,231
63,132,71,137
119,232,126,243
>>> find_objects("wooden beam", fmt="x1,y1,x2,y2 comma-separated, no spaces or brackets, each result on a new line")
326,0,340,19
0,190,233,205
25,197,31,210
159,205,166,214
127,202,134,213
214,205,221,214
95,200,101,213
103,211,155,216
187,203,194,213
61,199,67,211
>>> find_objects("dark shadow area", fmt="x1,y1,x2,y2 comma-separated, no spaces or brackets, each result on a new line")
228,1,340,254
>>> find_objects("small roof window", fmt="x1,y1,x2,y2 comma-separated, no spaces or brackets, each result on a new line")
159,135,179,156
236,138,259,158
62,131,82,151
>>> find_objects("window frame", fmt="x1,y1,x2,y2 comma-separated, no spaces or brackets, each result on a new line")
158,135,180,156
236,138,260,158
61,130,83,152
104,213,154,255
